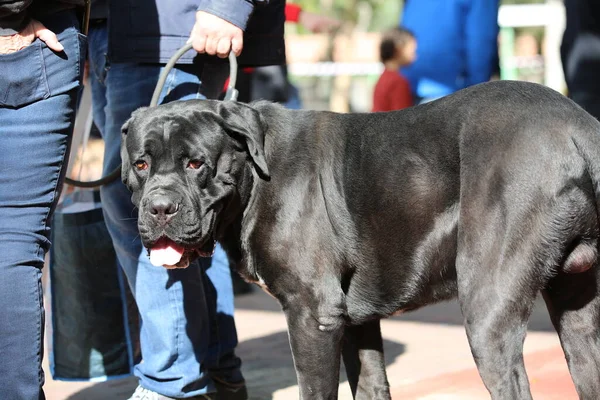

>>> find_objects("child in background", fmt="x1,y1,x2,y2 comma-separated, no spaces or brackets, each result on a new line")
372,27,417,112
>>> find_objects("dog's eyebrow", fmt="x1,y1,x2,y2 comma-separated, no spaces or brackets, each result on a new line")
163,119,175,143
142,133,166,157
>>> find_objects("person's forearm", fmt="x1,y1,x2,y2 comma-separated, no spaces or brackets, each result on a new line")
0,0,32,36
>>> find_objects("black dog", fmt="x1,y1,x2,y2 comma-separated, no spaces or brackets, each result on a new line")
121,80,600,400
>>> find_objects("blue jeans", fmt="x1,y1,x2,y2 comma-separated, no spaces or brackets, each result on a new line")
0,11,85,400
87,23,242,398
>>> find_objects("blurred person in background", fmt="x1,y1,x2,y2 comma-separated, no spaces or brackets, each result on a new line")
562,0,600,120
372,26,417,112
399,0,499,104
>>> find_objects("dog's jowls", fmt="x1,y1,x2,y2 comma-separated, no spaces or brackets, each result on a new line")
121,80,600,400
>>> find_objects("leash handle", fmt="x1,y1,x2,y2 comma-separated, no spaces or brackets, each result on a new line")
224,52,239,101
66,45,239,188
150,43,239,106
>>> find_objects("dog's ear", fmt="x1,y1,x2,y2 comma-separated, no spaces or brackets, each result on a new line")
217,102,270,179
121,107,148,136
120,107,148,186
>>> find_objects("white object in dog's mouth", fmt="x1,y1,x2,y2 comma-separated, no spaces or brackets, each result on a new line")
149,237,185,267
148,238,217,269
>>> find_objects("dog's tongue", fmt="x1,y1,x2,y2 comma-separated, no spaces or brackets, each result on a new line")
149,238,185,267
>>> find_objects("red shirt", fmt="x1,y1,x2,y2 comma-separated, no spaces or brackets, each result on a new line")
372,69,413,112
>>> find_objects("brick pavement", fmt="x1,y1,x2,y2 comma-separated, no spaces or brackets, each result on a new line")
44,290,579,400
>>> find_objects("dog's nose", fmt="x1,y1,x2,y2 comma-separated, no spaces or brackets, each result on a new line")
149,196,179,219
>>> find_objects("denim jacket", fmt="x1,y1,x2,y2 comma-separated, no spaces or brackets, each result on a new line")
108,0,285,66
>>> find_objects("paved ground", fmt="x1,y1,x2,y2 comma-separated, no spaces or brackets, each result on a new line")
44,288,579,400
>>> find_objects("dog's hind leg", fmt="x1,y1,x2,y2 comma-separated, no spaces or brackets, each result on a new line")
456,202,546,399
542,269,600,399
458,270,537,399
457,253,539,400
341,320,391,400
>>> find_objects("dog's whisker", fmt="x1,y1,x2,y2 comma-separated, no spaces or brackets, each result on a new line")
131,234,141,245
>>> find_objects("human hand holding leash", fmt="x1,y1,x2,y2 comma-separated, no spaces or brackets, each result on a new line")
0,19,63,54
189,11,243,58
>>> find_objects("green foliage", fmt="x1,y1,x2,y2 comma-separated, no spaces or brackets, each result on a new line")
293,0,400,32
371,1,402,32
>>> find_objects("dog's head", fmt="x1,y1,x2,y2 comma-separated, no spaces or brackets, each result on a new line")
120,100,269,268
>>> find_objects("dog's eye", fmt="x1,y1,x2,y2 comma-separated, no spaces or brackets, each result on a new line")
187,159,203,170
134,160,148,171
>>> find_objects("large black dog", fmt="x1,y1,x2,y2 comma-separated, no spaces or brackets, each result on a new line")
121,80,600,400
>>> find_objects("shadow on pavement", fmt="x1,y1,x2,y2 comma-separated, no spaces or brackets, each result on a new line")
62,329,405,400
237,330,405,400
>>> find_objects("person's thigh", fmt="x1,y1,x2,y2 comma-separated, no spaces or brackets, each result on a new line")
99,62,235,396
0,11,84,399
99,62,160,286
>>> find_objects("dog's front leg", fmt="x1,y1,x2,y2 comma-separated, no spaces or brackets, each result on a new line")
283,302,345,400
342,320,391,400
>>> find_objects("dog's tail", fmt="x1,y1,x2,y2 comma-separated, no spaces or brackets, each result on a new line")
566,117,600,274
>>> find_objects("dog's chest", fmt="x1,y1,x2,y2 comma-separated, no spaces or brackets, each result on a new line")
235,252,276,297
251,272,275,297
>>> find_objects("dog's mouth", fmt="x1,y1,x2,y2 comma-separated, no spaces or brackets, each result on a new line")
148,237,216,269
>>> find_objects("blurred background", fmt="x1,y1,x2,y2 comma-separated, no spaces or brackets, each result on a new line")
286,0,564,112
